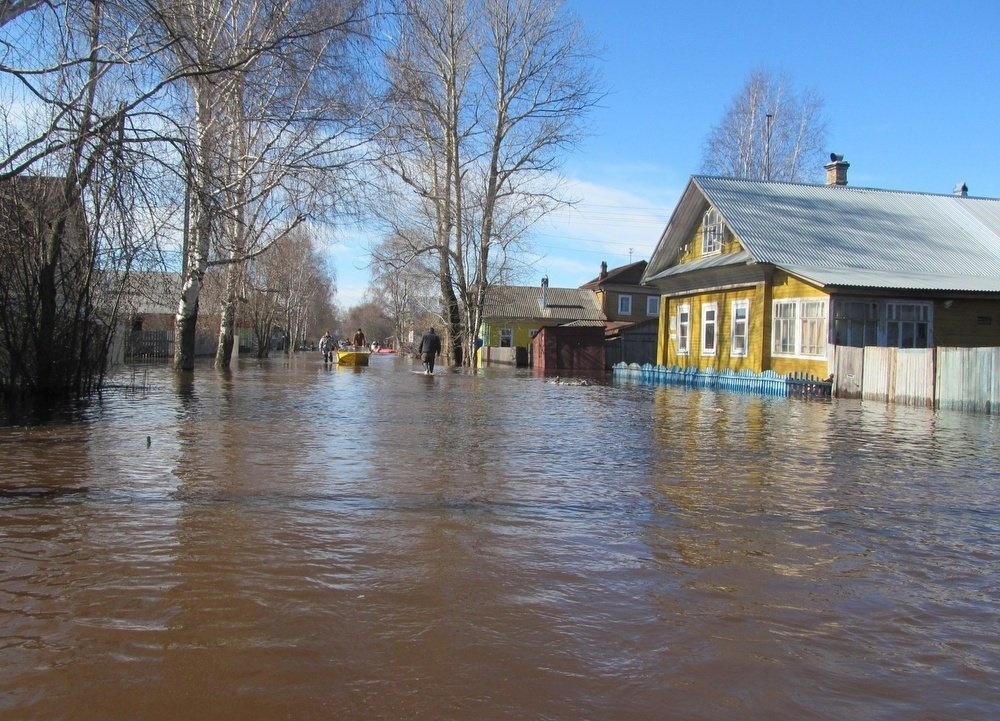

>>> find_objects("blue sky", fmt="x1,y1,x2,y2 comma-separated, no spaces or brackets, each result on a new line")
334,0,1000,307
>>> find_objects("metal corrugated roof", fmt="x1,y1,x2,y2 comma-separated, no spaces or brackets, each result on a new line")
677,176,1000,292
646,249,752,280
482,285,604,322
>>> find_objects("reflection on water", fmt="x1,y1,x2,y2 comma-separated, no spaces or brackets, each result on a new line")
1,356,998,720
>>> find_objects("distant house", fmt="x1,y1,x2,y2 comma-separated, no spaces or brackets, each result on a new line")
478,277,606,368
115,270,228,362
642,157,1000,379
580,260,659,367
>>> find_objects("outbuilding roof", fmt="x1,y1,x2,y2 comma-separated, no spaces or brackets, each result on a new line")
644,176,1000,292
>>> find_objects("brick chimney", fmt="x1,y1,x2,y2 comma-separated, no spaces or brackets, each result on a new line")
599,261,608,279
541,276,549,307
824,153,849,186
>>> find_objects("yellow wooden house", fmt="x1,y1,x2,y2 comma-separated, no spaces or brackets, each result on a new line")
642,157,1000,378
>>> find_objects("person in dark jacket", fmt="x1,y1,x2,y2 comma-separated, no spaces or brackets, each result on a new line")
418,327,442,375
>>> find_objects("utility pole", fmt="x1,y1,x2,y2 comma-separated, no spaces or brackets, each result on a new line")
763,112,774,181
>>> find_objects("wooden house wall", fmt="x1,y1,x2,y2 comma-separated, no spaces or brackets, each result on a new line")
677,209,743,264
767,270,831,378
660,286,766,372
478,320,539,366
655,270,833,378
480,320,537,349
933,299,1000,347
599,287,661,323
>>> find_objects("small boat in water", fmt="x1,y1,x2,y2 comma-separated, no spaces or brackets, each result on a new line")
336,347,371,366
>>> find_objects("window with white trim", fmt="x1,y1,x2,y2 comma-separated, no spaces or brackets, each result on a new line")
677,304,690,355
731,299,749,357
887,302,930,348
702,208,724,255
701,302,718,356
772,298,827,357
618,294,632,316
499,328,512,347
646,296,659,316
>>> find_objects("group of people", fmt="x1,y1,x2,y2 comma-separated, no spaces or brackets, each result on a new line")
317,326,441,373
318,327,368,363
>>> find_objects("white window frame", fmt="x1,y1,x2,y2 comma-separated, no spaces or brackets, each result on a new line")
499,328,513,348
677,304,690,355
701,302,718,356
646,296,659,316
772,298,828,358
618,294,632,316
702,208,724,255
800,300,827,356
731,299,749,357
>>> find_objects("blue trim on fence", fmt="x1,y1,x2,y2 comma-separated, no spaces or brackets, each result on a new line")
612,363,831,398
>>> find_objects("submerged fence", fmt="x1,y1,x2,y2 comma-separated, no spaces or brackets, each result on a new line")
616,345,1000,415
613,363,832,399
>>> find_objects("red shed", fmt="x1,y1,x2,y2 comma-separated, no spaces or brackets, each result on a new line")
531,321,605,371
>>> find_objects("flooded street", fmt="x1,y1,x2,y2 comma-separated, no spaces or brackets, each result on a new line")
1,355,998,720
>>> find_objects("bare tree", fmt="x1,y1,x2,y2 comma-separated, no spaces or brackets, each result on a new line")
369,231,438,349
376,0,599,367
0,1,174,403
240,225,332,358
153,0,373,371
0,0,48,26
701,68,827,182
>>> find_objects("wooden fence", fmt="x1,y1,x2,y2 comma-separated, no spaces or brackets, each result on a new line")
936,347,1000,414
833,346,999,414
120,330,218,363
615,364,832,398
616,346,1000,415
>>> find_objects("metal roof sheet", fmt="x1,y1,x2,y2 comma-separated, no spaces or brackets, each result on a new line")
482,285,604,322
647,176,1000,292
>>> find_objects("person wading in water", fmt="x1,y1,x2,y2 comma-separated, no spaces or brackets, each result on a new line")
418,327,441,375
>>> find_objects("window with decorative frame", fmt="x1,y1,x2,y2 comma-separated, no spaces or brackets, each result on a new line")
618,294,632,316
677,304,690,355
701,302,718,356
731,299,749,357
646,296,659,316
499,328,512,347
702,208,724,254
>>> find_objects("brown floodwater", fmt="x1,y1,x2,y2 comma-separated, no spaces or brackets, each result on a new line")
1,355,998,720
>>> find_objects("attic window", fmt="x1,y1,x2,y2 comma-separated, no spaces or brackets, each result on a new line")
702,208,724,255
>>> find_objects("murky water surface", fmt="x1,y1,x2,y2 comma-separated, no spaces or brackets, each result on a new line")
1,356,998,720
